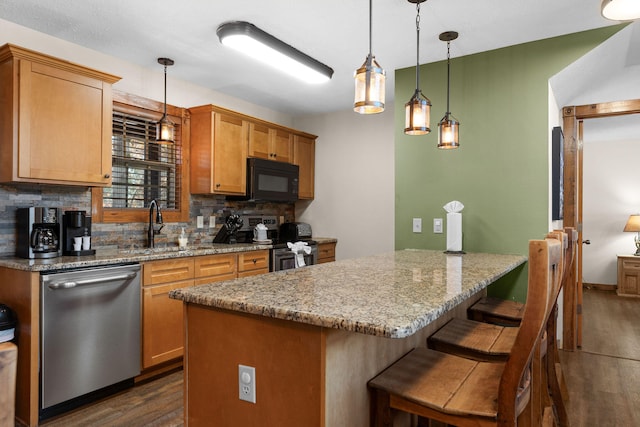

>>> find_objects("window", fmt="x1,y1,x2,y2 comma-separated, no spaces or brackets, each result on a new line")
92,91,189,223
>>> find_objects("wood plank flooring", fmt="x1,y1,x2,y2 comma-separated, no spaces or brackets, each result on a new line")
39,288,640,427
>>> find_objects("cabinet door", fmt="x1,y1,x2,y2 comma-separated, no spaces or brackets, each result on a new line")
619,258,640,296
294,135,315,199
248,122,271,160
237,250,269,277
317,242,336,263
142,279,194,369
271,128,293,163
17,60,112,185
213,113,248,194
194,253,237,285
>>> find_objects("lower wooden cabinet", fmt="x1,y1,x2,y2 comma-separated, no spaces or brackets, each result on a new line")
317,242,336,264
617,255,640,297
142,251,270,369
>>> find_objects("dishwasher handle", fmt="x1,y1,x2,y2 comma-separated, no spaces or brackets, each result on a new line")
47,272,138,290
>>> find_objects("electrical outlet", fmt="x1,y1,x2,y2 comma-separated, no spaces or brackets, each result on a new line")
209,216,216,228
412,218,422,233
196,216,204,229
238,365,256,403
433,218,443,234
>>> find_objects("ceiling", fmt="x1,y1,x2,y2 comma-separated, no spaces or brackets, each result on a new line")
0,0,620,117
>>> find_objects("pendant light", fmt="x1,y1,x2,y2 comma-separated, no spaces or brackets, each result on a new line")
354,0,385,114
437,31,460,149
404,0,431,135
601,0,640,20
156,57,175,144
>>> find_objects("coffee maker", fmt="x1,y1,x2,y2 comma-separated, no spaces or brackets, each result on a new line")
16,207,63,259
62,210,95,256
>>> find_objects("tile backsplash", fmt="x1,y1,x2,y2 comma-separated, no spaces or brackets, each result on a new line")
0,184,295,257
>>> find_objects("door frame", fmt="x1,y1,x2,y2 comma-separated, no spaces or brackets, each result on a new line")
562,99,640,350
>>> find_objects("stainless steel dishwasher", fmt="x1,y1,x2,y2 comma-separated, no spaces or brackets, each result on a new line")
40,263,141,418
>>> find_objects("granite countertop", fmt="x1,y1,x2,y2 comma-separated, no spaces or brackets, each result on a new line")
0,237,338,272
169,249,527,339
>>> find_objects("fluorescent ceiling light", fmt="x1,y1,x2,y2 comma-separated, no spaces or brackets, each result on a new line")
601,0,640,20
217,21,334,84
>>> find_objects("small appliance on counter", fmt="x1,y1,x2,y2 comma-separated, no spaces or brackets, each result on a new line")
279,222,313,242
16,207,62,259
62,210,96,256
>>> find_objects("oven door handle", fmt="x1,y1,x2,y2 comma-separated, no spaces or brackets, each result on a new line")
47,272,138,289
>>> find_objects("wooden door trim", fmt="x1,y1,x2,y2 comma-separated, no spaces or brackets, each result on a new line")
561,98,640,350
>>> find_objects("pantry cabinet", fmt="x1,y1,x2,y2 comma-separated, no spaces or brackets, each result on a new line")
294,134,316,200
190,105,249,195
248,122,293,163
0,44,120,186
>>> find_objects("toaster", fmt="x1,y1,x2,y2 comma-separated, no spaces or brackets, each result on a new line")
279,222,312,242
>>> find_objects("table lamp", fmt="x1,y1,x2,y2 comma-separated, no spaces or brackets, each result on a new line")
623,214,640,255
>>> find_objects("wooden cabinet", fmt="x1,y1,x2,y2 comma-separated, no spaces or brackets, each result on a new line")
248,123,293,163
0,44,120,186
237,250,270,278
617,255,640,297
317,242,336,264
294,134,316,200
142,259,195,369
190,105,249,195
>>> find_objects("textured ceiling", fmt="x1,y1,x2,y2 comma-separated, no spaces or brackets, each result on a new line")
0,0,621,116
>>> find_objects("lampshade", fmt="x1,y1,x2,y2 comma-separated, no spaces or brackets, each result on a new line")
437,31,460,149
354,0,385,114
217,21,334,84
404,0,431,136
623,214,640,232
601,0,640,20
156,57,175,144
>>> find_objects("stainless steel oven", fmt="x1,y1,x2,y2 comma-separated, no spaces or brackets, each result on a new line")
271,243,318,271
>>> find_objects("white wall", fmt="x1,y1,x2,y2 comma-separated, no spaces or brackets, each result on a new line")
582,115,640,285
294,109,396,261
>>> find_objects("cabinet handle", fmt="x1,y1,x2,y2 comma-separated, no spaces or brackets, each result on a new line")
104,174,110,178
252,258,257,264
216,183,221,188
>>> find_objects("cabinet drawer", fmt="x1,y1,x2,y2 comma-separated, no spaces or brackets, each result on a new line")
318,243,336,261
238,250,269,273
194,254,237,278
622,259,640,270
143,259,195,285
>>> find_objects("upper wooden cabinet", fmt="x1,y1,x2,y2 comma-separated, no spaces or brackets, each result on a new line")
248,123,293,163
294,134,316,200
190,105,249,195
0,44,120,186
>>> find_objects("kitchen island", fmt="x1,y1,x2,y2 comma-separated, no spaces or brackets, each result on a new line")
169,249,527,427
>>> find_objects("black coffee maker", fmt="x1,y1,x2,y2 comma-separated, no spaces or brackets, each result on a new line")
16,207,62,259
62,210,96,256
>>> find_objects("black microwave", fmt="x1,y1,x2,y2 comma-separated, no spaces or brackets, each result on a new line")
243,158,299,202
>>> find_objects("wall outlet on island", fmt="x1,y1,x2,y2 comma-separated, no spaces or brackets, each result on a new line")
238,364,256,404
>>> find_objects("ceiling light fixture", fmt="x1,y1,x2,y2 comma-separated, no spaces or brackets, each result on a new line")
404,0,431,136
601,0,640,20
354,0,385,114
217,21,334,84
437,31,460,149
156,57,175,144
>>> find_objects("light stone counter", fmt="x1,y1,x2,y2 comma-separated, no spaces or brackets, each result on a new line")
170,249,527,338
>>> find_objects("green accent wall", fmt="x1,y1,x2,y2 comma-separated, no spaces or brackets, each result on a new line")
394,26,623,302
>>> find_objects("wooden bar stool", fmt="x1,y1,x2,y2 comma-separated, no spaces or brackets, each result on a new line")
368,238,562,427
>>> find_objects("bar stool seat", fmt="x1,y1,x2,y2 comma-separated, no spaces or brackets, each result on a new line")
468,296,524,326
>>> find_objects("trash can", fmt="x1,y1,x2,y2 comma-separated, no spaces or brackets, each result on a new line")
0,304,16,343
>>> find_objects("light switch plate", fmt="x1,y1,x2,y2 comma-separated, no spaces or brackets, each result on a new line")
196,216,204,229
209,216,216,228
412,218,422,233
433,218,443,234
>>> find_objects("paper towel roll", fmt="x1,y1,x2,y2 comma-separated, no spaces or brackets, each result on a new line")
446,212,462,252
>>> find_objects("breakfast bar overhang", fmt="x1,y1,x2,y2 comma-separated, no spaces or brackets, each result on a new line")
169,249,527,426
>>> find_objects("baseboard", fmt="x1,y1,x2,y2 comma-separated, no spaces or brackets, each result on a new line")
583,282,617,292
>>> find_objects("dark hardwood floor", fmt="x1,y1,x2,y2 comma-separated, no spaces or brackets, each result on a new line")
39,288,639,426
560,288,640,426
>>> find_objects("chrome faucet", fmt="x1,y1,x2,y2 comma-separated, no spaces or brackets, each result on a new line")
147,199,164,248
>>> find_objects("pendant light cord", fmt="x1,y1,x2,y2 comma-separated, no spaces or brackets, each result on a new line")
163,64,168,119
446,39,451,115
368,0,373,57
415,2,421,91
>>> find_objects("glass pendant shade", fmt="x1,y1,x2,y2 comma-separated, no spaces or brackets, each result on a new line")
354,54,385,114
156,117,175,144
437,115,459,149
601,0,640,20
404,89,431,135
